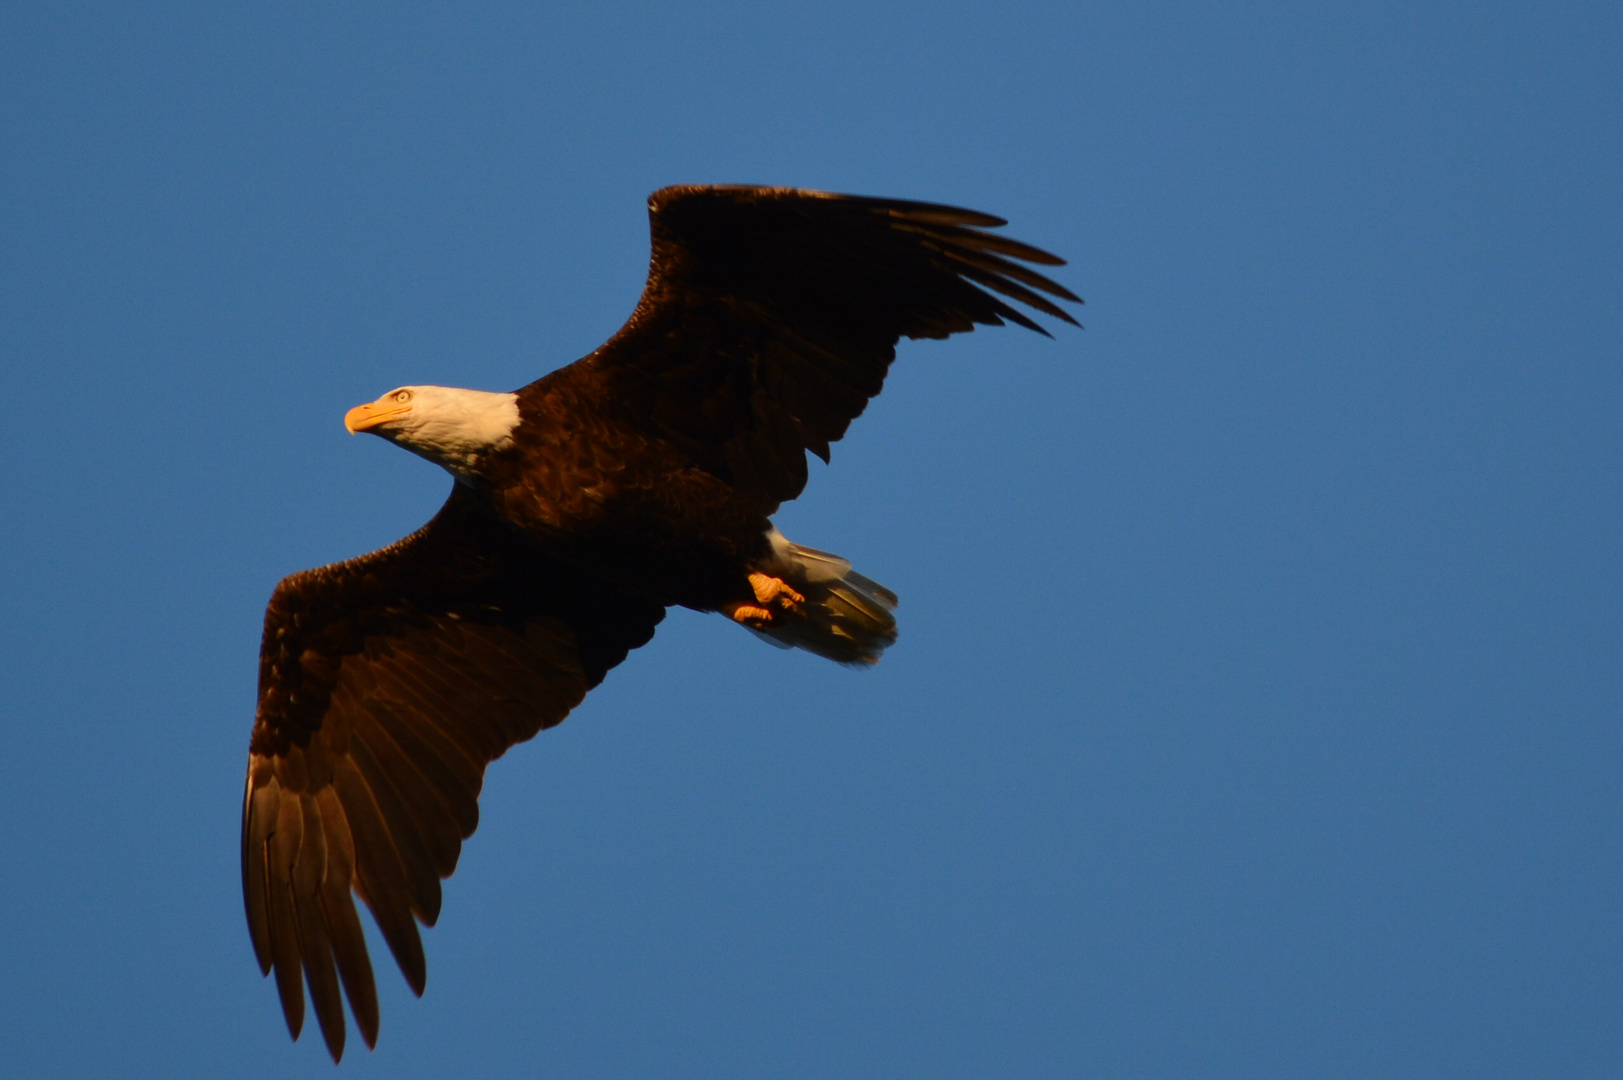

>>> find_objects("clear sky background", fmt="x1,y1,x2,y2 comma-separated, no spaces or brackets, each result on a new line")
2,3,1619,1077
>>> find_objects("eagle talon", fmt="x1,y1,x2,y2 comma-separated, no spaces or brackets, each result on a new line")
748,572,805,612
725,574,805,629
725,602,775,628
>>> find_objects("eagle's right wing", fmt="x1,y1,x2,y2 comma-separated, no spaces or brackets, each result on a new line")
243,485,664,1060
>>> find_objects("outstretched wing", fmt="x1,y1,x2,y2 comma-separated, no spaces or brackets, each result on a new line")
243,486,664,1061
580,185,1081,513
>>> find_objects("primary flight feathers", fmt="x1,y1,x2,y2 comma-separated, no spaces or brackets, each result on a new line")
243,184,1080,1060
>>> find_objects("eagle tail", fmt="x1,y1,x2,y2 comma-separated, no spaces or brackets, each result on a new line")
746,532,899,665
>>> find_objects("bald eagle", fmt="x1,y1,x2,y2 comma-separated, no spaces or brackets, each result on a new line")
243,185,1080,1060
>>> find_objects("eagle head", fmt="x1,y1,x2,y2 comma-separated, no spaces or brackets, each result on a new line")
345,384,520,478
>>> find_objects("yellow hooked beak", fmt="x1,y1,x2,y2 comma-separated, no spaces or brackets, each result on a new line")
344,394,414,434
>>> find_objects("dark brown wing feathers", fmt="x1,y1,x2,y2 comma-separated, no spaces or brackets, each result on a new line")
246,186,1076,1059
244,488,662,1059
581,185,1079,511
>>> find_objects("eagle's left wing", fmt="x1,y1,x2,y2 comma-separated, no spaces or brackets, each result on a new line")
578,185,1080,514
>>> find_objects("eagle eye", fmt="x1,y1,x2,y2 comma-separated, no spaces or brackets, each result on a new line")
394,390,412,403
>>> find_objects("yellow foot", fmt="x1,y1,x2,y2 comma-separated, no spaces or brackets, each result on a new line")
725,574,806,629
724,603,775,628
748,573,804,612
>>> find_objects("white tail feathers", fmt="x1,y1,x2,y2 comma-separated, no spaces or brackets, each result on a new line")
747,531,899,665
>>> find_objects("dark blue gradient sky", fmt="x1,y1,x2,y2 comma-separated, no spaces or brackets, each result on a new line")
2,3,1620,1077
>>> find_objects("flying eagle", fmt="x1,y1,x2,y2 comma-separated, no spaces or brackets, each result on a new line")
243,185,1080,1060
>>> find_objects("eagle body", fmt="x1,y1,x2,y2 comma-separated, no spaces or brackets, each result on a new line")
492,369,777,610
244,185,1080,1059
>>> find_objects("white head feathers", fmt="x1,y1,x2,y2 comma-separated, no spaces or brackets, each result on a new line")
346,385,521,478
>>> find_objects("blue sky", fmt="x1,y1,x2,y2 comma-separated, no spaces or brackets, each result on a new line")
2,2,1620,1077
